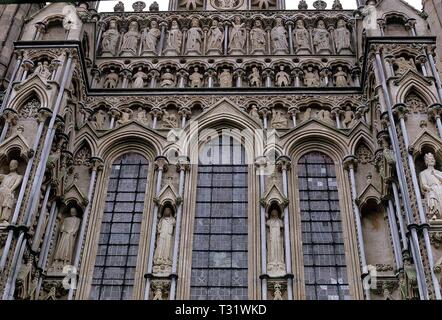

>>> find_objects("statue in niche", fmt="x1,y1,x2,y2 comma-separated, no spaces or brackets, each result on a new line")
141,20,161,55
121,21,141,56
304,67,320,87
0,160,23,225
335,19,352,54
271,18,289,54
313,20,331,54
252,0,273,10
189,67,204,88
249,105,261,124
91,110,107,129
160,68,176,88
207,20,224,54
419,153,442,220
103,70,119,88
270,110,288,129
294,20,311,53
250,20,267,54
15,255,34,300
303,108,313,122
51,208,81,270
219,69,233,88
136,107,150,125
153,206,176,275
186,18,203,55
132,67,148,88
162,110,178,128
229,16,246,55
276,66,290,87
34,61,51,80
101,19,119,56
117,108,133,125
342,107,356,129
395,57,415,76
266,208,285,278
317,109,335,126
249,67,261,87
164,20,182,56
183,0,201,10
334,67,349,87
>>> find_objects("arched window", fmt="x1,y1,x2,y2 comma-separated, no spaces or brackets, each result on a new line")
298,152,350,300
90,153,149,300
190,135,248,300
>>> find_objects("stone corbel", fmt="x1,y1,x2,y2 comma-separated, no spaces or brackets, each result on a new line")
268,280,286,300
151,279,170,300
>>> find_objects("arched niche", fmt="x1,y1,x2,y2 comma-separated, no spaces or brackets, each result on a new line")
361,199,395,269
384,15,409,36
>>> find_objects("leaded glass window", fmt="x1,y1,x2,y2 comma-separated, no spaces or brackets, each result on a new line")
190,135,248,300
298,152,350,300
90,153,149,300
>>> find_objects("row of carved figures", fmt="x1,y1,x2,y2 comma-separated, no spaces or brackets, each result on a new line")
82,104,362,131
100,17,353,57
98,64,359,89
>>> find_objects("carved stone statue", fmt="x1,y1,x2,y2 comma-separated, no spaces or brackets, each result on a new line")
160,68,176,87
117,108,133,125
250,20,267,54
395,57,415,76
15,255,34,300
342,107,356,128
51,208,81,269
419,153,442,220
249,67,261,87
318,109,335,126
270,110,288,129
335,19,352,54
132,67,148,88
294,19,311,54
121,21,141,56
303,107,313,122
0,160,23,225
266,209,285,278
162,110,178,128
136,107,150,125
153,207,176,275
249,105,261,124
276,66,290,87
141,20,161,55
164,20,183,56
334,67,348,87
101,19,119,57
103,70,119,88
207,20,224,55
271,18,289,55
186,18,203,55
189,67,204,88
219,69,233,88
313,20,331,54
229,16,246,55
304,67,320,87
34,61,51,80
91,110,107,130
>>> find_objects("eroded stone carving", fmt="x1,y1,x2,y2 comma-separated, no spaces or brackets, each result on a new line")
219,69,233,88
313,20,331,54
121,21,141,57
207,20,224,55
0,160,23,225
275,66,290,87
103,70,119,88
335,19,352,54
271,18,289,55
189,67,204,88
304,67,320,87
419,153,442,220
229,16,246,55
334,67,349,87
249,67,262,87
294,19,311,54
250,20,266,54
160,68,176,87
101,19,119,56
394,57,415,76
141,20,160,55
266,208,285,278
270,109,288,129
186,18,203,55
153,206,176,276
34,61,51,80
132,67,148,88
164,20,183,56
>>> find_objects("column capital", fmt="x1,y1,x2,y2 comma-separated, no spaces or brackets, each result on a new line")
89,157,104,172
428,103,442,120
155,156,169,171
37,107,52,123
276,155,292,171
287,106,300,116
150,106,164,118
392,103,409,120
258,106,270,117
178,106,191,118
343,155,358,170
2,108,18,125
176,155,190,172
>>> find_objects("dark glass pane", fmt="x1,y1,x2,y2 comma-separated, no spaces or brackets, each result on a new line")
190,135,248,300
298,152,349,300
91,153,148,300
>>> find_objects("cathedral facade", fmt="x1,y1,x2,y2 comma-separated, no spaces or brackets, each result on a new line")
0,0,442,300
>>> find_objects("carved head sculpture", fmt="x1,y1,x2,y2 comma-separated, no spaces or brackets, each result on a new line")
69,207,78,217
296,20,305,29
171,20,179,29
138,66,143,72
194,67,199,72
163,206,173,217
280,66,285,71
129,21,139,31
275,17,284,27
151,20,158,29
425,153,436,167
338,66,343,72
269,208,280,219
234,16,242,25
191,18,199,28
317,20,326,29
337,19,346,28
9,159,19,172
43,61,49,67
254,20,262,28
212,19,219,27
109,19,117,30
